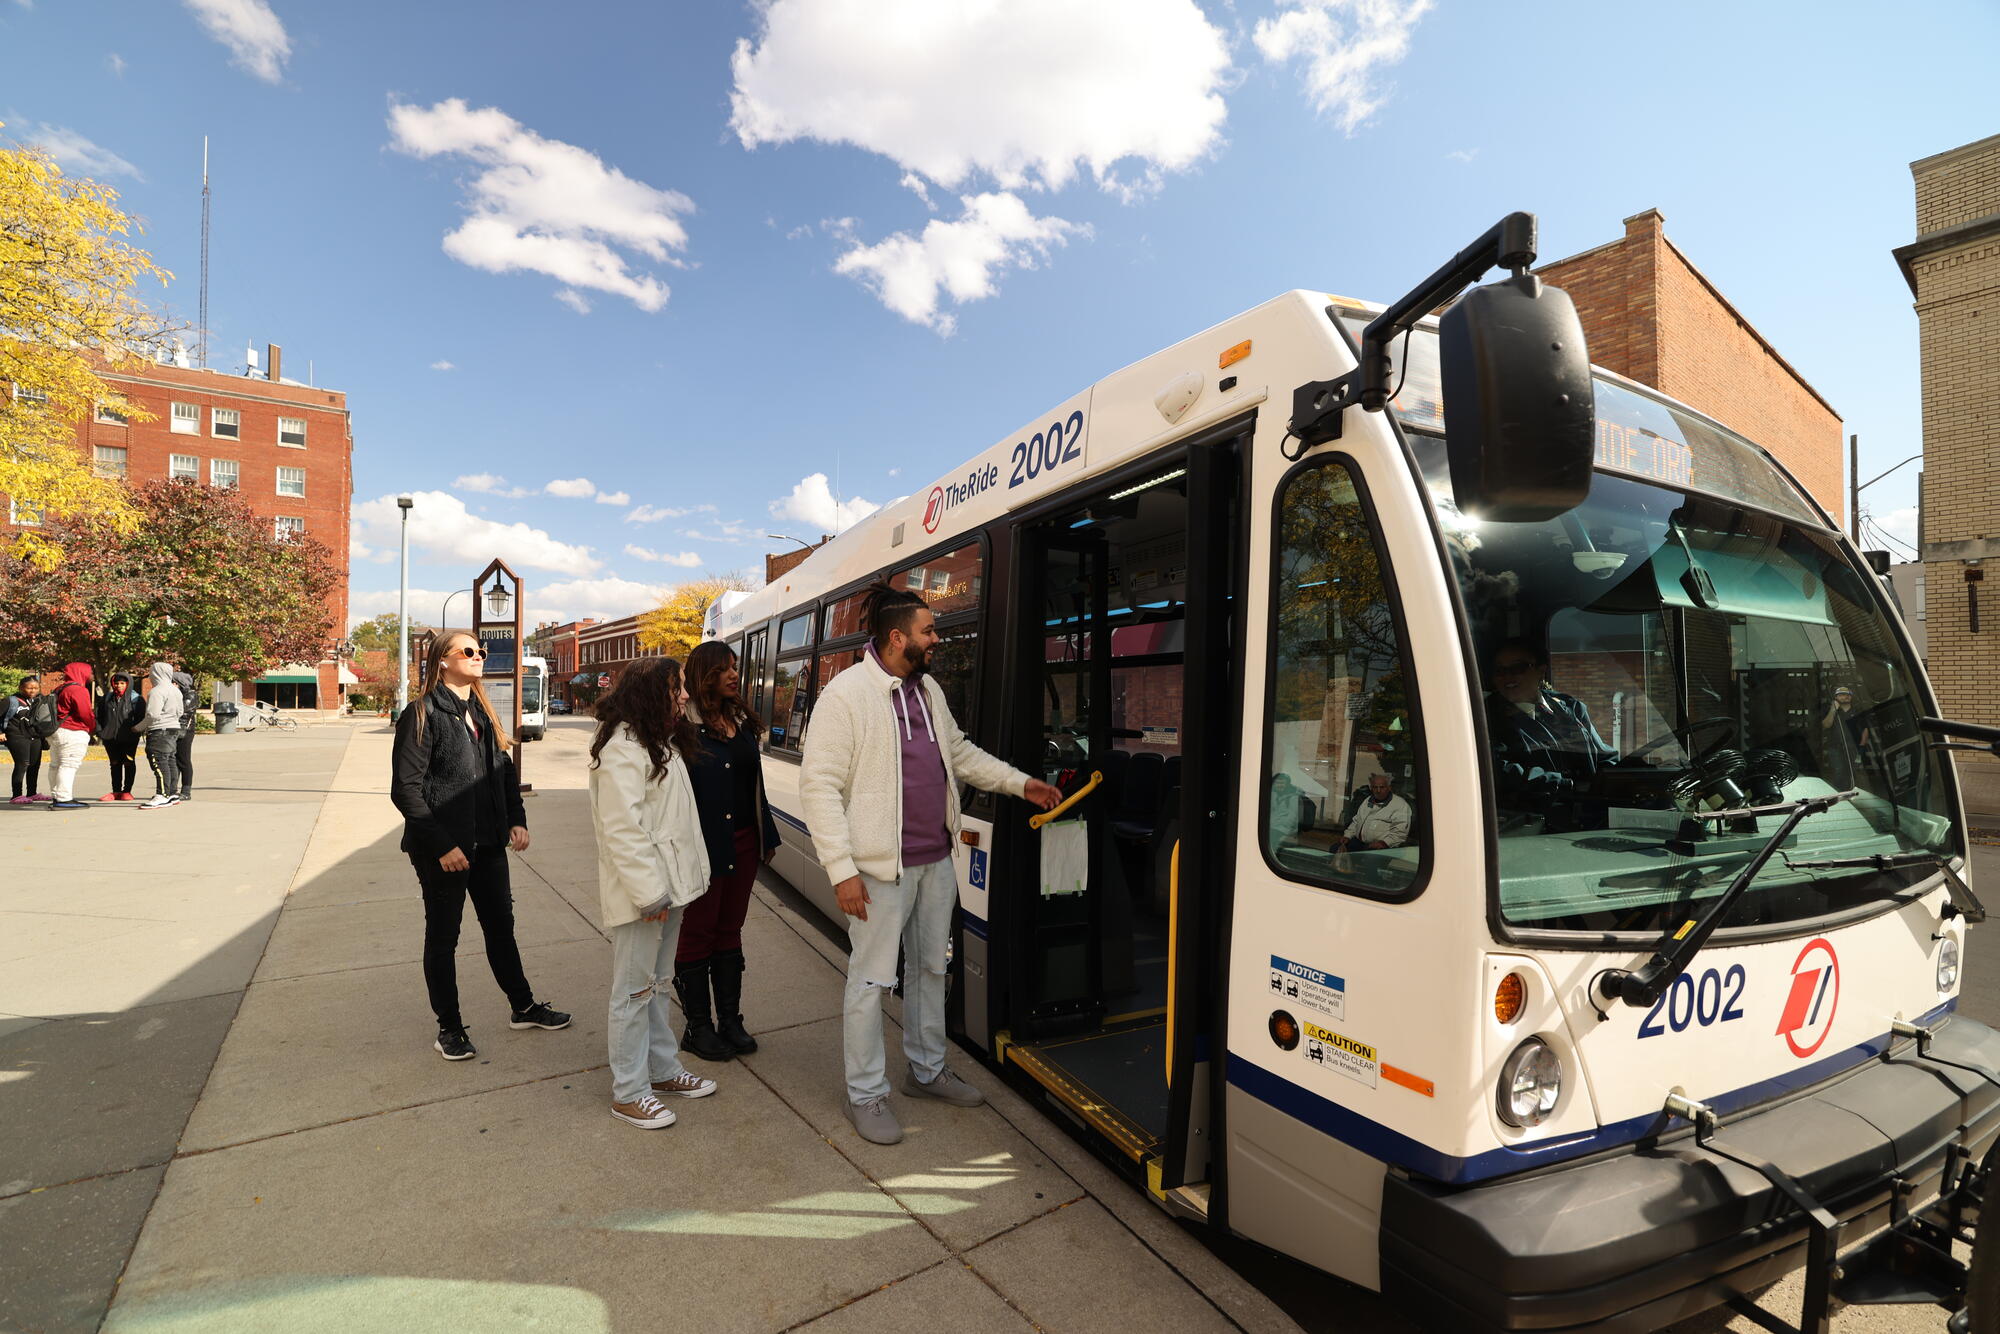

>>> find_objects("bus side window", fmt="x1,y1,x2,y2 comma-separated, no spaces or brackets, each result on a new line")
1263,457,1424,898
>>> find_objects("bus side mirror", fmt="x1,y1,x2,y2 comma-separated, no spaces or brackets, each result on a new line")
1439,274,1595,523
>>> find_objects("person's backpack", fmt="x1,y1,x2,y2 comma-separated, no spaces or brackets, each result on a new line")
29,693,61,739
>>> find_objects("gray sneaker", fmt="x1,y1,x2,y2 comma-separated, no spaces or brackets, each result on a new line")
902,1064,985,1108
846,1094,904,1144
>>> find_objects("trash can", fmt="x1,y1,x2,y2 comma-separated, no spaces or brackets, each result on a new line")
213,701,240,734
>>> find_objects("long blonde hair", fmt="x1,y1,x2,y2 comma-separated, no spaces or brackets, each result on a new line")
418,631,511,747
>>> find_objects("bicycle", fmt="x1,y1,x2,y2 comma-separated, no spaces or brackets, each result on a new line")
237,701,299,732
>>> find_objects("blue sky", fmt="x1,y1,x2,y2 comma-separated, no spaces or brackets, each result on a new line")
5,0,1993,628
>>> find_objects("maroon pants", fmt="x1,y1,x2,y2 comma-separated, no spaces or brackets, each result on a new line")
678,826,759,961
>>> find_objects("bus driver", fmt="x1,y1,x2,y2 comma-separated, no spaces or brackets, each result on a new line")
1485,639,1616,831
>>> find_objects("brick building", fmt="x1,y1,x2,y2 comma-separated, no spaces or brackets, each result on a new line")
1537,209,1845,518
3,342,356,710
1895,132,2000,812
577,613,659,696
529,617,598,706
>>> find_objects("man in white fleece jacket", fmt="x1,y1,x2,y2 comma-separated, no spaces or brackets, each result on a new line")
802,582,1060,1145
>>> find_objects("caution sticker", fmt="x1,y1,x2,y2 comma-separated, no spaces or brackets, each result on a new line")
1268,954,1345,1021
1302,1020,1378,1088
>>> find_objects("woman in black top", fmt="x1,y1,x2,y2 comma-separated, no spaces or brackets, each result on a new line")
391,630,570,1061
4,675,47,803
674,639,781,1061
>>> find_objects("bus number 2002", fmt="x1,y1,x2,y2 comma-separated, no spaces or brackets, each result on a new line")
1637,964,1746,1038
1008,411,1086,488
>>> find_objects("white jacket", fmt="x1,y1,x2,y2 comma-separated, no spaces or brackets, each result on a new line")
589,725,710,928
800,650,1030,884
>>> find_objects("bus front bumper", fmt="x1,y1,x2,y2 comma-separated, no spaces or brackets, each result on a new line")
1380,1015,2000,1332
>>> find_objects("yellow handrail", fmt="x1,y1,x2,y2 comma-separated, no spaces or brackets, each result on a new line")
1029,769,1104,829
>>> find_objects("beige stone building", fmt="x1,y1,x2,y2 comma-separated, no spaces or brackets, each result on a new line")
1895,132,2000,812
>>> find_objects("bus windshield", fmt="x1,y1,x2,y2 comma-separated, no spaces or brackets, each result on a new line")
1343,317,1959,934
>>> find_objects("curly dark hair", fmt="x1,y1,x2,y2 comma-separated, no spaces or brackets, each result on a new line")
589,656,700,781
686,639,762,735
863,579,928,649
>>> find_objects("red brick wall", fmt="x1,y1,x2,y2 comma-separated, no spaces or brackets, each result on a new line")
1538,211,1844,522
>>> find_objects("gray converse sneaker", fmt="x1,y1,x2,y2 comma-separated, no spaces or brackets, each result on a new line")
846,1094,904,1144
901,1064,985,1107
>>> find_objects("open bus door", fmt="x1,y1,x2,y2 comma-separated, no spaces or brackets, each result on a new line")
996,432,1243,1211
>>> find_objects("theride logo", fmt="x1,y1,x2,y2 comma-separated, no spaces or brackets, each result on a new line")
921,463,1000,534
1776,937,1839,1058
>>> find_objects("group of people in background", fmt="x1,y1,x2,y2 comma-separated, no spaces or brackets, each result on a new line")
3,662,196,810
391,584,1058,1142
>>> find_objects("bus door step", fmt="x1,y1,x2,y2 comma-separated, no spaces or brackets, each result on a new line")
1005,1043,1158,1163
1163,1182,1210,1223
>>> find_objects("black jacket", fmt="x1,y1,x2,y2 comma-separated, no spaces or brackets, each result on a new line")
391,686,526,860
97,688,145,746
688,715,780,878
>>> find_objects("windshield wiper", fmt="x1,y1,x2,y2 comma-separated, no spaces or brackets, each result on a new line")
1597,792,1855,1009
1781,848,1986,923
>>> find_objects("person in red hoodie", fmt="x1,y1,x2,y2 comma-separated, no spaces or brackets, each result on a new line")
48,662,97,810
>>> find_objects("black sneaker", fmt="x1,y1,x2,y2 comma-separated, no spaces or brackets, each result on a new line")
509,1001,571,1031
434,1026,476,1061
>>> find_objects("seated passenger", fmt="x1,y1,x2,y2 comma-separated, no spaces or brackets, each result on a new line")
1333,772,1411,851
1486,640,1615,830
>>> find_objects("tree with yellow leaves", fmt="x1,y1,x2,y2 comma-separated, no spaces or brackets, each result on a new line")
638,574,753,661
1,124,178,567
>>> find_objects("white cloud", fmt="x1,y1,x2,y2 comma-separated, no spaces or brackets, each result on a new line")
430,359,456,371
545,477,597,499
595,490,631,506
770,473,879,535
1254,0,1434,134
731,0,1229,198
623,544,703,567
455,472,531,499
1446,147,1478,163
887,467,901,478
730,0,1227,325
347,588,456,629
531,575,676,625
626,503,717,524
679,520,765,545
834,192,1083,334
350,490,602,577
387,98,693,313
107,53,127,77
19,123,142,180
1875,506,1920,557
183,0,290,84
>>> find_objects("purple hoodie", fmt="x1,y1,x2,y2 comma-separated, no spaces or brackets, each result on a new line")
867,642,953,869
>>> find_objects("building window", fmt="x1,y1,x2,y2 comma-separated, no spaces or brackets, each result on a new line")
93,445,128,479
277,466,306,498
274,516,305,541
170,454,199,481
9,497,44,527
211,459,239,489
171,402,200,435
212,407,240,439
11,385,50,405
278,416,306,447
95,403,129,426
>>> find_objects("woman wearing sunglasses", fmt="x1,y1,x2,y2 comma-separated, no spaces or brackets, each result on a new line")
392,631,570,1061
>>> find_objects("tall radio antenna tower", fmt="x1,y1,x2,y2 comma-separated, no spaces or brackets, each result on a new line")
198,137,211,369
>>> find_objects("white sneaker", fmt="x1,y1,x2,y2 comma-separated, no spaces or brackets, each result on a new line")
611,1092,677,1129
139,794,175,809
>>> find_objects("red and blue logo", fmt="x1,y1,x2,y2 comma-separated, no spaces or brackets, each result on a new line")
1776,937,1839,1058
923,486,946,533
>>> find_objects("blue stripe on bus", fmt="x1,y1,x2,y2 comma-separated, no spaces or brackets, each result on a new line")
1228,997,1958,1186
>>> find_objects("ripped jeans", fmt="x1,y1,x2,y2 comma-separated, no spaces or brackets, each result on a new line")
607,906,692,1103
843,856,955,1106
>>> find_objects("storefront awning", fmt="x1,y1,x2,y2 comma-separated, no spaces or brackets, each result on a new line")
336,665,359,685
256,672,318,684
569,673,592,686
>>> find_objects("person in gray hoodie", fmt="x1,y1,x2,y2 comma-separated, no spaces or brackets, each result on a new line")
136,662,184,809
170,670,197,800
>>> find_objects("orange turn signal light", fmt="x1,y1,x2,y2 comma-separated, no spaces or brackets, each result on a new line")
1218,339,1251,369
1494,973,1526,1025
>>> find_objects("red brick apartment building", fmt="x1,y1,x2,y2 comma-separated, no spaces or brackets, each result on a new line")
3,343,356,710
577,614,660,696
529,618,598,706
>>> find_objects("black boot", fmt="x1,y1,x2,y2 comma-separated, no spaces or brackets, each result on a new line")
712,948,758,1054
673,959,734,1062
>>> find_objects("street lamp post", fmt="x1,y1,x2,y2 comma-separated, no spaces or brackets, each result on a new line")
1849,433,1923,552
395,495,413,714
441,587,472,632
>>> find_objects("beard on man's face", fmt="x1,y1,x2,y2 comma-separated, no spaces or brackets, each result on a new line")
900,638,932,678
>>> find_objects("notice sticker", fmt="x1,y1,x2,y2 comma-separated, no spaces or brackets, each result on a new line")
1302,1020,1378,1088
1268,955,1345,1021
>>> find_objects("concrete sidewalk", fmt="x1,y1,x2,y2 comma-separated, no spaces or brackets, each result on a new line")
20,718,1299,1334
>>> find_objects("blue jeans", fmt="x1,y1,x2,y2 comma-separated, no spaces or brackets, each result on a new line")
608,908,692,1103
843,857,955,1105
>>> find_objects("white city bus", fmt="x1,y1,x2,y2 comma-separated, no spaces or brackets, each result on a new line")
519,655,547,741
712,214,2000,1331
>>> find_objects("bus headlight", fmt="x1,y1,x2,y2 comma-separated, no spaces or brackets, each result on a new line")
1498,1038,1562,1128
1939,935,1961,991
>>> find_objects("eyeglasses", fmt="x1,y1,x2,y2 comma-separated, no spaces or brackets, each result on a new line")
457,646,488,660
